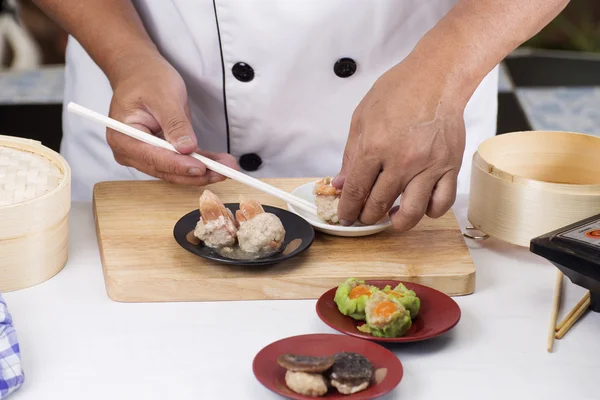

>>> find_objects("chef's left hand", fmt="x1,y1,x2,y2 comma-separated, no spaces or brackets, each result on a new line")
333,54,469,231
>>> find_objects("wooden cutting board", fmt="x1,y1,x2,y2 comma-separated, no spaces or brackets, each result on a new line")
92,178,475,302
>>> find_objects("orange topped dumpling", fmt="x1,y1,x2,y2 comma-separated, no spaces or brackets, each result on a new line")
357,291,413,338
333,278,380,321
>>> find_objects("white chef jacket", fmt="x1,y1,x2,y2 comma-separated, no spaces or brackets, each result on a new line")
60,0,499,202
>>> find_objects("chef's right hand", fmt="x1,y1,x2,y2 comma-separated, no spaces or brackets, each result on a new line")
105,52,238,185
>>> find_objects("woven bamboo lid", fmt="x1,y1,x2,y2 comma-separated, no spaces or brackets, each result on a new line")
0,144,63,205
0,135,70,237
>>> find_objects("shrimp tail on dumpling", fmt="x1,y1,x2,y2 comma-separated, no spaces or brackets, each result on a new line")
235,197,285,254
193,190,238,249
235,197,265,222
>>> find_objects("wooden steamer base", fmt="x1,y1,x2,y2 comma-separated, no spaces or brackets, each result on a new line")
93,179,475,303
468,131,600,247
0,135,71,292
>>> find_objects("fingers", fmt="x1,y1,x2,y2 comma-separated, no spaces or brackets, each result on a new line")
107,119,241,186
197,151,240,183
108,124,208,177
120,154,216,186
358,169,403,225
336,148,382,226
152,100,198,154
108,127,241,186
139,146,208,176
332,108,361,189
118,150,239,186
426,169,458,218
114,139,235,185
389,169,457,231
389,172,437,232
196,149,239,170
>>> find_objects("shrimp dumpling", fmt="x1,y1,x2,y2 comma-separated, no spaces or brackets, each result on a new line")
313,177,342,225
193,190,238,249
235,198,285,254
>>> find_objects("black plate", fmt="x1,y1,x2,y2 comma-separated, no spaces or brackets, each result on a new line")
173,204,315,266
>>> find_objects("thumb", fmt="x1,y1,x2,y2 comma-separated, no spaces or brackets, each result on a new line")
155,102,198,155
332,110,361,189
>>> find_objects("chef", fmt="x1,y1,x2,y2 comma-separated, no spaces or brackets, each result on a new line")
34,0,568,230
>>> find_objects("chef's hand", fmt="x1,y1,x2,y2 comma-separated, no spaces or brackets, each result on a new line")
106,52,238,185
333,55,468,231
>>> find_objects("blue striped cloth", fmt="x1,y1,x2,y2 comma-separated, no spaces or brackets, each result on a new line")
0,294,24,398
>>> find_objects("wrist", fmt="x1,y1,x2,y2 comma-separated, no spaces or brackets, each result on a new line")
103,44,163,87
406,16,497,109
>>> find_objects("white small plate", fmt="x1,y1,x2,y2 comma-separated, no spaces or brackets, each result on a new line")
286,181,395,237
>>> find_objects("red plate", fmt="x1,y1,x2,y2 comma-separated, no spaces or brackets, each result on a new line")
253,333,403,400
316,280,461,343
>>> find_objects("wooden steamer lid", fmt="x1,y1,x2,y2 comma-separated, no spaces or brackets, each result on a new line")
0,135,71,291
467,131,600,247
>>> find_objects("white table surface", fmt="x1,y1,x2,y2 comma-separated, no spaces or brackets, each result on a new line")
4,193,599,400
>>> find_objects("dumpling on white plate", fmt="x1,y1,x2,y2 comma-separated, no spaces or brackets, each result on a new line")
312,177,342,225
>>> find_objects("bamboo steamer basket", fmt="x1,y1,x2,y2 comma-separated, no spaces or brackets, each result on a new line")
0,135,71,291
467,131,600,247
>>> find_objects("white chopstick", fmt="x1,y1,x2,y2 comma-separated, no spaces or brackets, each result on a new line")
67,102,318,216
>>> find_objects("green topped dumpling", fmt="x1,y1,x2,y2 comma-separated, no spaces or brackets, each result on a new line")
382,283,420,319
357,291,412,338
333,278,379,321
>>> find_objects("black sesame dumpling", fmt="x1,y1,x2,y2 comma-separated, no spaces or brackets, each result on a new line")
329,352,374,395
277,354,335,373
